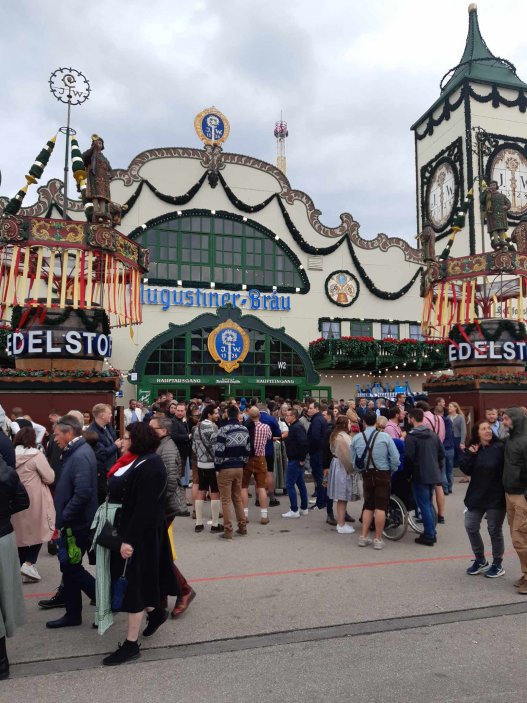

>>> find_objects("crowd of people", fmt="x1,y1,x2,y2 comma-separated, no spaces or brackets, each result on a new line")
0,392,526,676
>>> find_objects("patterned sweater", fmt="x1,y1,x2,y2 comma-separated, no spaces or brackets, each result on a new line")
214,420,250,470
191,420,218,469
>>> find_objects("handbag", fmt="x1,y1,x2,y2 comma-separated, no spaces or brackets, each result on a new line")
111,558,129,611
96,520,123,551
95,497,123,552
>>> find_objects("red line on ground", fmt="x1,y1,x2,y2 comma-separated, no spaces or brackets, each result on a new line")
24,550,514,598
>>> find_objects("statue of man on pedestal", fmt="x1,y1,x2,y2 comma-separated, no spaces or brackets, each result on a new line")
417,220,436,263
480,180,512,250
82,134,113,224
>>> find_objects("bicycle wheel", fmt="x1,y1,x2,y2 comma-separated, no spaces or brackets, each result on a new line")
408,505,437,534
383,495,408,541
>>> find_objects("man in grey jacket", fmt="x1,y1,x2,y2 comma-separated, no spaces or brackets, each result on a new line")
150,417,187,518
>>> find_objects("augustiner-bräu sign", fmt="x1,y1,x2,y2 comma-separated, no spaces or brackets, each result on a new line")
7,330,112,357
448,341,527,362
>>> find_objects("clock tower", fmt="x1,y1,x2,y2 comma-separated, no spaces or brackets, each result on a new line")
412,4,527,256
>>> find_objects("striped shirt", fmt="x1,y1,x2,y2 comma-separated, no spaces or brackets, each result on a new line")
253,420,272,456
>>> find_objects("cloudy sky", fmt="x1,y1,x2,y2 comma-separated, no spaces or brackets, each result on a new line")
1,0,526,241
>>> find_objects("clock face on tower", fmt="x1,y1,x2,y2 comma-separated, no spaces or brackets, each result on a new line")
426,161,457,229
489,146,527,216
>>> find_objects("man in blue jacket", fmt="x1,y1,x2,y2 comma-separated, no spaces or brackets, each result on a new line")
307,401,327,510
46,414,97,629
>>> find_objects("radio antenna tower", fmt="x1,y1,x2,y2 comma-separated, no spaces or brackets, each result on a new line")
274,113,288,175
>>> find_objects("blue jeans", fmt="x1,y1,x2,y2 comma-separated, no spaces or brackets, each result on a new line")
286,460,308,513
412,483,436,540
443,448,455,493
310,452,327,509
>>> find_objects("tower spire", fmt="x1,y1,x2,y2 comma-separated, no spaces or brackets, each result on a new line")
440,4,527,94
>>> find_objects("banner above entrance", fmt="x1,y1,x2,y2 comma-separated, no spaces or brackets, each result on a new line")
141,286,291,312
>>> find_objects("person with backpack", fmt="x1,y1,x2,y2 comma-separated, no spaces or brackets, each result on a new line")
350,410,400,550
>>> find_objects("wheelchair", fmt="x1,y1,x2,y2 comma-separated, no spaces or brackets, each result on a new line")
382,467,438,541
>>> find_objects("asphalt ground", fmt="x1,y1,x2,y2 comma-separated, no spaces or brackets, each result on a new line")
2,479,526,702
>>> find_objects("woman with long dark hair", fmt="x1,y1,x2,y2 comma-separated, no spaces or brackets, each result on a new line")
10,427,55,582
101,422,179,666
327,415,361,533
460,420,506,578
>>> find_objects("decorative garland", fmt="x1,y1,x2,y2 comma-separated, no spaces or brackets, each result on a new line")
0,367,120,379
439,187,475,260
11,305,111,335
347,239,422,300
414,81,527,141
276,197,347,255
427,371,527,385
449,319,527,344
143,172,207,205
218,172,276,213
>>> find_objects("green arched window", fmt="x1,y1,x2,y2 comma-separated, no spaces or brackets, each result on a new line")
143,327,306,378
133,211,306,292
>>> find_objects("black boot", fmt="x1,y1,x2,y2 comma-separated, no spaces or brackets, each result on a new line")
102,639,140,666
142,607,168,637
0,636,9,680
38,584,65,609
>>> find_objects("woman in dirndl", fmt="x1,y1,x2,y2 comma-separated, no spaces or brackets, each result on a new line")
0,457,30,680
327,415,361,534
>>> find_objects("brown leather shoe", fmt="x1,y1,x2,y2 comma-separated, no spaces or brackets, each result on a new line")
171,589,196,619
513,575,527,588
260,517,270,525
517,582,527,595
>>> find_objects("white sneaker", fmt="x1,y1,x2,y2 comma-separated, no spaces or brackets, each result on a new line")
373,538,385,550
282,510,300,519
20,563,41,581
308,498,316,505
358,535,373,547
299,509,309,516
336,524,355,534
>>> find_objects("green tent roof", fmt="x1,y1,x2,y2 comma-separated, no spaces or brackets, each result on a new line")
441,4,527,94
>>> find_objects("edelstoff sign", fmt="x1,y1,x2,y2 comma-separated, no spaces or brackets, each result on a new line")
448,341,527,362
7,330,112,357
141,286,291,312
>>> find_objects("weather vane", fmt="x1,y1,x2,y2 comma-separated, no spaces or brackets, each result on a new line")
49,67,90,219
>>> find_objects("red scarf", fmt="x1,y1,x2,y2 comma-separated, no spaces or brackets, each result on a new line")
107,452,139,478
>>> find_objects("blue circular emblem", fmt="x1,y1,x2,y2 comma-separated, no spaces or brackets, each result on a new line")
214,327,244,363
201,113,225,142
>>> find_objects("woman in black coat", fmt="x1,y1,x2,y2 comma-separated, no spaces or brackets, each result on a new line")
0,457,29,679
102,423,179,666
460,420,506,579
